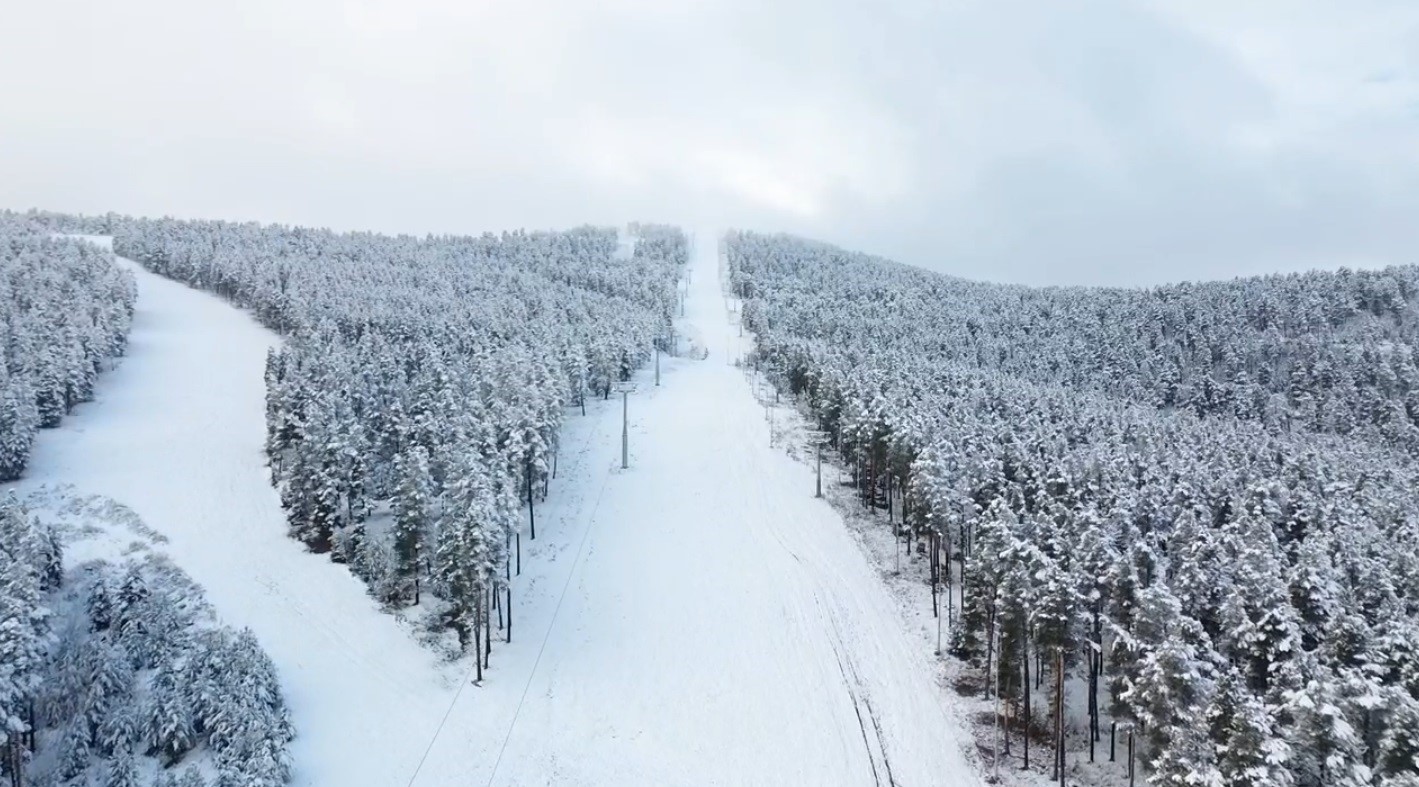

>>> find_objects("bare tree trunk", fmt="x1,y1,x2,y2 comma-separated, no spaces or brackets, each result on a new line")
1089,643,1098,762
527,456,536,540
886,471,893,520
1055,648,1066,785
473,597,483,683
1023,642,1031,771
1055,649,1067,782
930,531,939,618
6,735,20,787
984,605,996,700
484,588,493,668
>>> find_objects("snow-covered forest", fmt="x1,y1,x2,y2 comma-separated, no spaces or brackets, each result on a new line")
1,493,293,787
0,213,135,481
106,216,688,669
9,201,1417,785
726,231,1419,786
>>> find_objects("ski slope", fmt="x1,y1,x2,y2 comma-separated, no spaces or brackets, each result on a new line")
9,237,476,785
10,234,980,786
414,232,983,786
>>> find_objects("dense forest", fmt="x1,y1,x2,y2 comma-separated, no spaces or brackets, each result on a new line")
105,216,688,671
0,213,135,481
726,232,1419,786
0,494,293,787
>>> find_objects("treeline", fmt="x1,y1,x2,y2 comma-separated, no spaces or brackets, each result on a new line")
0,212,135,481
726,231,1419,786
106,216,686,670
731,234,1419,451
0,495,293,787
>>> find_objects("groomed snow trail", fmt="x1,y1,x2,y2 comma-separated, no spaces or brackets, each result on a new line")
8,238,491,786
414,232,983,786
12,235,981,786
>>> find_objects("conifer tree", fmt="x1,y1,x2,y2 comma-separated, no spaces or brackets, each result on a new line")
392,445,432,605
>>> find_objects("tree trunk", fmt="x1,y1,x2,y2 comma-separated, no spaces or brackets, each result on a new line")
1128,729,1135,786
1055,648,1065,784
527,456,536,540
1089,644,1098,762
484,589,493,668
1023,642,1031,771
473,598,483,683
930,531,939,619
887,472,893,520
985,605,996,700
945,532,954,622
6,735,19,787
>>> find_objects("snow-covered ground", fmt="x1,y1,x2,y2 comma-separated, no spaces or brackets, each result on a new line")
411,231,982,785
9,236,469,785
10,234,981,786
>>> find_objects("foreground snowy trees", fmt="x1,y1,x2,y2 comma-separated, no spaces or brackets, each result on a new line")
0,213,135,481
0,495,293,786
105,216,686,664
726,231,1419,786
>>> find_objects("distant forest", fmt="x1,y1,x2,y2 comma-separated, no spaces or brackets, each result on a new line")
728,231,1419,786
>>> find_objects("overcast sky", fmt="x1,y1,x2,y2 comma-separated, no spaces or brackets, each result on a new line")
2,0,1416,286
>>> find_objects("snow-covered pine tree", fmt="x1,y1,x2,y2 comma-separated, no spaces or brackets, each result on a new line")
103,742,138,787
1121,585,1222,786
148,662,196,766
0,495,49,787
0,380,38,483
1211,671,1294,787
392,445,433,606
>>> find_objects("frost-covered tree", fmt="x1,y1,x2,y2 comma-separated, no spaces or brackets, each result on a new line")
0,213,135,481
1,494,50,786
99,214,684,660
392,445,433,605
1,493,293,785
0,380,39,483
1212,671,1294,787
103,743,138,787
724,230,1419,783
148,663,195,765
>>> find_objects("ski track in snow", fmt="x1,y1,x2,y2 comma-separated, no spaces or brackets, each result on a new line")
8,233,981,786
417,232,982,786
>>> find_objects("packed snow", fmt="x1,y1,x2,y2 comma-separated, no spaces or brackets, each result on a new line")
398,230,981,786
9,234,981,786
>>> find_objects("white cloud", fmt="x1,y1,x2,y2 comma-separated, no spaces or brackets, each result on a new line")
0,0,1415,285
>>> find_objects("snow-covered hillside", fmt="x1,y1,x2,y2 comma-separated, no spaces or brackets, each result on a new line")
409,231,981,785
11,234,980,786
8,237,465,786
